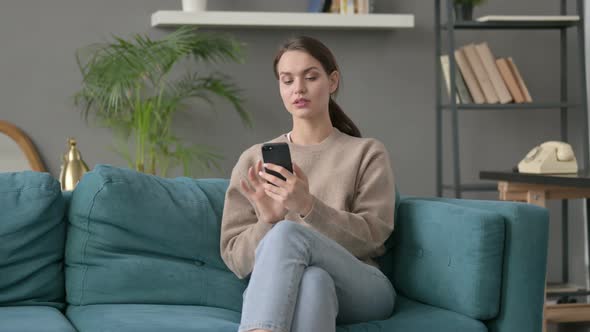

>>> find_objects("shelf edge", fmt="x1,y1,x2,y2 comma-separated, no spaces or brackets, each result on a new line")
151,11,415,29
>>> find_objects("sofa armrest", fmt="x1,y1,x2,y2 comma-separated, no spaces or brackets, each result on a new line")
398,197,549,332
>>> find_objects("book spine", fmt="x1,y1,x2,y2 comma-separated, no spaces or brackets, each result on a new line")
307,0,325,13
356,0,369,14
440,55,461,104
330,0,340,13
463,44,499,104
496,58,525,103
347,0,355,14
455,63,473,104
340,0,355,14
507,57,533,103
455,49,485,104
475,42,513,104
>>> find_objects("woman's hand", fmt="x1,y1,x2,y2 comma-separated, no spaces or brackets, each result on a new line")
240,160,287,224
258,162,314,217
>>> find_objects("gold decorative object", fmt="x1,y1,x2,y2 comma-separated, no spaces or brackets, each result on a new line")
59,138,89,191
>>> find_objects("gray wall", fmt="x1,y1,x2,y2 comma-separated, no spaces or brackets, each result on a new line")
0,0,588,330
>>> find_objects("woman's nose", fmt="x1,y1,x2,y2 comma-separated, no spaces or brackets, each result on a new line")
294,79,306,93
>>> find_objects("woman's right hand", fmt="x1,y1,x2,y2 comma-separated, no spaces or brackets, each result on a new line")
240,160,287,224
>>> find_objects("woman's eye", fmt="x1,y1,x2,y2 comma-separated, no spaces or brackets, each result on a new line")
282,80,293,85
305,77,317,81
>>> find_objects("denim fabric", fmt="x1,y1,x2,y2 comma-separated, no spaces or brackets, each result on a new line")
239,220,396,332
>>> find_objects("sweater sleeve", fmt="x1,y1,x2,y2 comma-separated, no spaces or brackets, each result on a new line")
300,142,395,259
220,154,274,279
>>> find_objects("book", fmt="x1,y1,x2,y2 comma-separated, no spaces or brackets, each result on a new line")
355,0,369,14
308,0,332,13
496,58,525,103
506,57,533,102
455,49,485,104
476,15,580,22
441,55,473,104
330,0,340,13
340,0,355,14
462,44,499,104
475,42,512,104
440,55,461,103
308,0,323,12
322,0,332,12
454,62,473,104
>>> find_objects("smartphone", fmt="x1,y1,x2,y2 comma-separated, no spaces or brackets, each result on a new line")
261,143,293,185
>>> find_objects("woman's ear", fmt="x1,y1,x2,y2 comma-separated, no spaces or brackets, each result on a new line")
329,71,339,94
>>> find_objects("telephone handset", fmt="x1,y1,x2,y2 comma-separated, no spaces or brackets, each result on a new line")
518,141,578,174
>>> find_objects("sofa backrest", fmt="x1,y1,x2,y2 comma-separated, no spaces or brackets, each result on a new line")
65,165,247,312
0,171,67,309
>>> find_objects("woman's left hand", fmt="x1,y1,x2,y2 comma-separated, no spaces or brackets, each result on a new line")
259,162,314,217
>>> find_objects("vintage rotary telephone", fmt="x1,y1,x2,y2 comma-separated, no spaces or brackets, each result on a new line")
517,141,578,174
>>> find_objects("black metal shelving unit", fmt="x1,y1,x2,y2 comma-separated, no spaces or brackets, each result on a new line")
436,2,590,326
435,0,589,199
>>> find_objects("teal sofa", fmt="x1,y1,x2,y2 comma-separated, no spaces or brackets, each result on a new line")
0,164,549,332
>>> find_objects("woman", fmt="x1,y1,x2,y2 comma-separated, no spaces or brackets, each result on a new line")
220,36,396,332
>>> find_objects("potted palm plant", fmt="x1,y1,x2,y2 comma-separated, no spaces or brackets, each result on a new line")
454,0,486,21
75,27,251,177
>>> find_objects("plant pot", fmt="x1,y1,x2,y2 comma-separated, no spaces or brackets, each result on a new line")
182,0,207,12
454,3,474,21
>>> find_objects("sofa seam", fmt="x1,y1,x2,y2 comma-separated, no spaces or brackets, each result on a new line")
0,185,58,194
99,178,210,205
473,215,486,319
79,180,110,305
475,214,504,320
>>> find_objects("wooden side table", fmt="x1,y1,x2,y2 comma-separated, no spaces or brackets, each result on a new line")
480,170,590,332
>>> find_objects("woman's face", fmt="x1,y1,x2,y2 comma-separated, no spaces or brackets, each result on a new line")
276,50,339,120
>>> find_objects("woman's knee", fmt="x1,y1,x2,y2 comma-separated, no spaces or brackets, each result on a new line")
270,220,306,239
257,220,304,248
255,220,308,256
300,267,337,307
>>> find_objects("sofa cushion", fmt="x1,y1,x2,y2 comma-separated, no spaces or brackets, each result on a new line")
0,306,76,332
66,304,240,332
387,199,505,320
66,165,245,312
337,296,486,332
0,171,66,309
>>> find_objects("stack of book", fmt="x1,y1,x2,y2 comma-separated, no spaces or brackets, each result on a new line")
308,0,374,14
440,42,532,105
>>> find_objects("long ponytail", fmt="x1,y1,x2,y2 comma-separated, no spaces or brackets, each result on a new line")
329,98,361,138
273,36,362,138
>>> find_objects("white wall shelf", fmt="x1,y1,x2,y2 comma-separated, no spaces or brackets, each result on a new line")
151,11,415,30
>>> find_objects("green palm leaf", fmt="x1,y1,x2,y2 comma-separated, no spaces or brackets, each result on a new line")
74,26,250,177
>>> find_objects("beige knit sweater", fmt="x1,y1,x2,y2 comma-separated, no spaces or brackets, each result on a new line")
220,127,396,279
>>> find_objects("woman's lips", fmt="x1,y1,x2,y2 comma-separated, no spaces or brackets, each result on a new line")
294,99,310,108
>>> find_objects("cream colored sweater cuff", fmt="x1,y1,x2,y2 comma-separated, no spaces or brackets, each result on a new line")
300,195,331,223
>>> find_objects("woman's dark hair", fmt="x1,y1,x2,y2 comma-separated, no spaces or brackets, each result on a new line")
272,36,361,138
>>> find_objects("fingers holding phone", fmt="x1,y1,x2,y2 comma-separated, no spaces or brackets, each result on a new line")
259,163,310,216
240,159,287,224
259,165,289,188
240,160,267,199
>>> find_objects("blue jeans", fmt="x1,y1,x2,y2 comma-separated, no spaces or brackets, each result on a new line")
239,220,396,332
